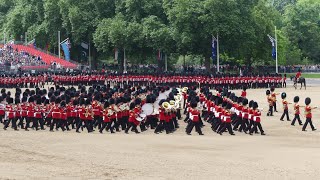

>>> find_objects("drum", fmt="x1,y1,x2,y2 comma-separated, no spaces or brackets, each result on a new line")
136,113,147,122
142,103,153,116
158,93,167,101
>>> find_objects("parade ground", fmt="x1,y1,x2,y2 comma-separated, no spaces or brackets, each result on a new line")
0,82,320,180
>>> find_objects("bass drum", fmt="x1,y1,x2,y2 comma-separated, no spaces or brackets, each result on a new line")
141,103,153,116
158,93,167,101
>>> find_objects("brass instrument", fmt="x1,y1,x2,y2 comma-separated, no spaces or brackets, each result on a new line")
85,106,94,118
113,104,120,113
182,87,188,93
162,102,172,113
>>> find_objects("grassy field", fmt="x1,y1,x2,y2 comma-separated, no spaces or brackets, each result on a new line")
282,73,320,79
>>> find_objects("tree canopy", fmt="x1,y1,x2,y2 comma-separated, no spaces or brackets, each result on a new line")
0,0,319,70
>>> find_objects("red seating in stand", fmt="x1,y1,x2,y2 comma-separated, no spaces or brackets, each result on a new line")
12,44,77,68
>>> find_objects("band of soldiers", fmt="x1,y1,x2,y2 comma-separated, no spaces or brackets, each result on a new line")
0,69,314,134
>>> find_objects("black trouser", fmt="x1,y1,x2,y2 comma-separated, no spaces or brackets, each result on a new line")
173,116,179,128
94,116,103,129
291,114,302,125
17,117,24,128
186,121,202,134
267,105,273,116
239,118,248,132
176,110,181,120
56,119,66,131
125,122,138,133
50,119,60,131
280,109,290,121
249,122,264,134
4,118,17,130
245,120,257,133
25,117,32,130
36,118,46,130
302,118,315,131
0,115,4,123
273,102,277,112
155,120,169,133
219,122,233,134
100,122,113,133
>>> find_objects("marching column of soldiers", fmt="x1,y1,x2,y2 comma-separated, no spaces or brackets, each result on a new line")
0,72,285,90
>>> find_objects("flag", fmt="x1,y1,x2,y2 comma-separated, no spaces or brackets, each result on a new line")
61,39,71,61
81,42,89,50
268,35,276,60
212,37,217,62
80,42,89,62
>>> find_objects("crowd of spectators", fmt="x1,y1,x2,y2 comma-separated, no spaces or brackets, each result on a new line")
0,45,46,67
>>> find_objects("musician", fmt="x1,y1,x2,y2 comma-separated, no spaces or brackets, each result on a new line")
92,97,103,130
3,98,18,131
76,99,86,133
291,96,303,126
100,101,115,134
280,92,291,121
302,97,317,132
125,102,140,134
186,101,204,135
84,99,94,133
155,100,169,134
59,101,68,131
266,90,273,116
25,97,35,131
249,102,266,135
50,98,61,132
109,98,119,132
270,86,279,112
34,99,45,130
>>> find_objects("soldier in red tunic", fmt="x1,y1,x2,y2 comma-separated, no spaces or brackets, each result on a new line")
302,97,317,132
218,103,235,135
249,102,266,135
100,101,115,134
125,102,140,134
186,101,203,135
280,92,291,121
291,96,303,126
3,98,18,131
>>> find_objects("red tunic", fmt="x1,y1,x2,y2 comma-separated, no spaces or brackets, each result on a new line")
305,106,312,118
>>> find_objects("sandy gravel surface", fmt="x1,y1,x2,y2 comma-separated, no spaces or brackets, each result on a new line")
1,83,320,180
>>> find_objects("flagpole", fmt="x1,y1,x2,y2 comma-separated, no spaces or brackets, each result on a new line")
25,32,27,45
58,31,61,59
124,48,126,73
275,26,278,74
217,33,220,73
89,40,91,69
165,53,168,71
